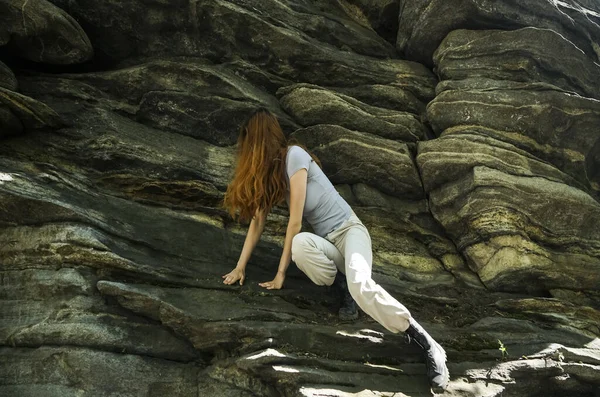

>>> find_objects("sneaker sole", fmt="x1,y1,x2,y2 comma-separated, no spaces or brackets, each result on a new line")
429,341,449,391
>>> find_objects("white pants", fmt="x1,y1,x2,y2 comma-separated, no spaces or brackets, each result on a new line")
291,213,412,333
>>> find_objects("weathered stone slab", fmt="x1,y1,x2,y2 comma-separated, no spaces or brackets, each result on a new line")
291,124,423,199
0,347,199,396
428,165,600,292
0,0,92,64
0,61,17,91
435,27,600,100
0,87,63,137
280,84,428,142
427,83,600,195
397,0,600,66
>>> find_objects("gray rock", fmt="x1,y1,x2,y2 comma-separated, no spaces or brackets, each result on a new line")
0,298,197,361
0,60,17,90
18,61,297,146
290,124,423,198
47,0,436,97
95,281,420,362
427,82,600,196
48,0,394,62
352,203,478,286
0,269,196,364
397,0,600,66
495,298,600,336
549,289,597,307
0,268,91,299
0,87,63,137
345,0,400,44
280,84,428,142
332,83,426,114
59,61,298,144
0,104,23,136
429,165,600,292
91,280,600,396
417,130,587,193
0,347,199,396
0,172,269,281
434,27,600,100
0,0,93,64
1,0,599,394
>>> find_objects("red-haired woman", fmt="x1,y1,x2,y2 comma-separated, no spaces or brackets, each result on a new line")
222,108,449,390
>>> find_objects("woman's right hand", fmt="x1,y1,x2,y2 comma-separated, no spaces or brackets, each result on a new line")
222,267,245,286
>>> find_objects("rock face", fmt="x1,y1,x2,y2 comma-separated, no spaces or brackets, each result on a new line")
0,0,93,64
1,1,599,396
397,0,600,67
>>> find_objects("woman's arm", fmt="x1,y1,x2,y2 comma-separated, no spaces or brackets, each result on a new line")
237,208,267,269
223,208,266,285
259,168,307,290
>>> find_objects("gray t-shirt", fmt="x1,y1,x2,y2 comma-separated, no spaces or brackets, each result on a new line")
285,145,351,237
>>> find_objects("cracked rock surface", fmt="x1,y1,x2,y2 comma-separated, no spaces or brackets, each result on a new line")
1,0,599,396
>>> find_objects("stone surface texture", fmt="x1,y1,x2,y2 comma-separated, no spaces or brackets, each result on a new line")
0,0,599,396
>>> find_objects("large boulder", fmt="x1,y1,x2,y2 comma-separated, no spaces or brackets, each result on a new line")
434,27,600,101
0,0,92,64
397,0,600,66
47,60,298,146
291,124,422,198
418,133,600,292
48,0,394,63
427,80,600,197
279,84,429,142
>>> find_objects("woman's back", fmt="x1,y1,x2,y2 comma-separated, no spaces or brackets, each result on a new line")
285,145,351,237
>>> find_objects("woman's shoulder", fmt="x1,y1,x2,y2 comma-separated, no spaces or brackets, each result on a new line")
285,145,313,177
286,145,310,159
287,144,307,153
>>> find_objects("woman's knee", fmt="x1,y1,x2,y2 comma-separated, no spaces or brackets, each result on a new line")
291,232,312,266
345,266,369,301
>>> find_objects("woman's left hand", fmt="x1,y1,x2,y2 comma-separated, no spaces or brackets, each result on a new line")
259,271,285,290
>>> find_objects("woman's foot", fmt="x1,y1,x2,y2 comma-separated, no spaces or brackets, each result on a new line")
332,273,359,321
405,318,449,391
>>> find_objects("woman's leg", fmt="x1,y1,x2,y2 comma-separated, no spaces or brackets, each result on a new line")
292,232,359,320
328,217,412,333
329,215,449,390
291,232,344,286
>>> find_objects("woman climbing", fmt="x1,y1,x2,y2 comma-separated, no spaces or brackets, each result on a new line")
221,107,449,390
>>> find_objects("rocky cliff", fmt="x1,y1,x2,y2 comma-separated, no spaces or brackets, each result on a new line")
1,0,599,396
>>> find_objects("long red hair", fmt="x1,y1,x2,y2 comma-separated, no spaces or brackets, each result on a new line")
223,108,289,222
223,108,319,222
